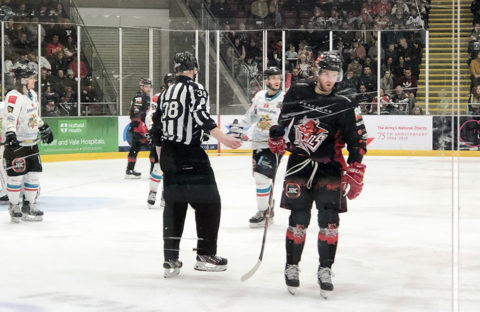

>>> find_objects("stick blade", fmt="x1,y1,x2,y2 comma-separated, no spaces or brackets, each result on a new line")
240,260,261,282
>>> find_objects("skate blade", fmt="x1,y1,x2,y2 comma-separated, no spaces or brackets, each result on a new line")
10,216,21,223
147,202,157,209
194,262,227,272
164,268,181,278
287,286,297,295
320,289,331,299
249,218,273,228
21,215,43,222
125,175,141,179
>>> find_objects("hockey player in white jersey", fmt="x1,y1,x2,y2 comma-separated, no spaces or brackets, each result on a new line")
2,65,54,222
145,73,175,208
235,67,285,227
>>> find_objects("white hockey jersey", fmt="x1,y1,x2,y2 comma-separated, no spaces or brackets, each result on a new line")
145,92,161,131
239,89,284,149
2,89,45,146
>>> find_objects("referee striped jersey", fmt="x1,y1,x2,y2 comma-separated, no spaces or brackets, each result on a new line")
157,75,217,146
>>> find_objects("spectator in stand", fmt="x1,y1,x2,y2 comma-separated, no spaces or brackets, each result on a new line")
350,39,366,61
358,65,377,92
69,55,88,79
297,40,312,61
410,39,423,78
298,54,312,78
391,0,409,16
47,34,64,57
55,2,68,19
327,6,342,29
468,35,480,60
355,23,375,49
285,43,298,70
338,21,355,47
13,32,32,55
362,0,376,16
371,88,391,114
374,8,391,30
81,83,98,103
384,43,399,64
245,38,263,64
398,37,414,64
367,40,383,65
13,52,30,69
27,50,51,71
251,0,269,27
359,7,373,28
52,69,66,96
290,67,301,84
311,5,327,28
468,84,480,115
64,35,77,61
470,51,480,89
470,23,480,41
305,22,329,53
271,39,282,67
363,55,376,74
40,68,54,94
395,67,418,96
393,55,407,78
59,18,77,44
49,50,68,76
347,57,363,78
374,0,392,15
406,7,424,29
26,17,46,44
16,2,30,19
390,8,406,29
390,84,411,114
241,56,259,81
338,70,358,91
267,0,282,28
63,85,76,103
356,83,373,114
380,70,394,96
65,69,77,89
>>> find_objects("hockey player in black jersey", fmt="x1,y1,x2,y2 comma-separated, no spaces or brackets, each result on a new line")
125,78,152,178
151,51,242,278
269,51,368,297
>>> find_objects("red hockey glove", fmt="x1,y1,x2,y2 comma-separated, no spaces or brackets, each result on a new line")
268,125,286,155
341,162,366,200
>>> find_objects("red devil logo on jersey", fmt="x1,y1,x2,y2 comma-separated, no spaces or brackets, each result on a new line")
294,118,328,153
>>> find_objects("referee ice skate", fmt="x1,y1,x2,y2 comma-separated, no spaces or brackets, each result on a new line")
152,51,242,277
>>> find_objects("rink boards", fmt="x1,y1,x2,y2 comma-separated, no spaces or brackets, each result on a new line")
38,115,480,162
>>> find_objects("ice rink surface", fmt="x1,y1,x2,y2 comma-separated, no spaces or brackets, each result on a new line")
0,155,479,312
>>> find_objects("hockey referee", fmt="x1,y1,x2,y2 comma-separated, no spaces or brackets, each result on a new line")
151,51,242,278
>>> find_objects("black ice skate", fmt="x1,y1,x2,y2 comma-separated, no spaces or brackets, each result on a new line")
8,203,22,223
0,194,9,202
21,201,43,222
285,264,300,295
147,191,156,208
318,266,334,299
125,169,141,179
163,259,183,278
194,255,228,272
249,208,274,228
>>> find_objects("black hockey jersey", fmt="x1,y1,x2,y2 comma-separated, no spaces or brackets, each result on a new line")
278,80,367,166
129,91,150,122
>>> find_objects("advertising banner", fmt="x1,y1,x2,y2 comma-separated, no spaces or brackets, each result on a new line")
363,115,433,150
39,117,118,154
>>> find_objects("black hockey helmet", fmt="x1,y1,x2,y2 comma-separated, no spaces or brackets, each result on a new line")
263,66,282,79
173,51,199,73
139,78,152,87
164,72,175,85
316,51,343,82
14,64,36,80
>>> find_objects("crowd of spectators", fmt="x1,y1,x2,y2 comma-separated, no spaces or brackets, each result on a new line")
209,0,429,114
0,0,97,116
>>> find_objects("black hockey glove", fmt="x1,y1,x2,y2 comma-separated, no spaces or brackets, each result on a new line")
39,123,54,144
5,131,19,148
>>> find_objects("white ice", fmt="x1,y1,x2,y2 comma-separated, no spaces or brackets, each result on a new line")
0,155,479,312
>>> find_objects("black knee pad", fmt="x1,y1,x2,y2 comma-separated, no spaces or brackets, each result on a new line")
288,209,312,228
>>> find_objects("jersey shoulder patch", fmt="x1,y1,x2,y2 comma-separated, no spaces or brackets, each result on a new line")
8,95,17,105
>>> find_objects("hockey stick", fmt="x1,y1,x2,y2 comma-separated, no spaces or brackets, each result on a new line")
241,152,280,282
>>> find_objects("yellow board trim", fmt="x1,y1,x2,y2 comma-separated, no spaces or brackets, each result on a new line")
40,150,480,162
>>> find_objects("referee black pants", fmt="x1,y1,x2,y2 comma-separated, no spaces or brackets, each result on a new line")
160,141,221,261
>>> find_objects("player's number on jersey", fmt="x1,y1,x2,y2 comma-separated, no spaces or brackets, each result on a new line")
162,101,183,119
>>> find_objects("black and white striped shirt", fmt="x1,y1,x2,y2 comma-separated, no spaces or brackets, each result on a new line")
156,75,217,146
